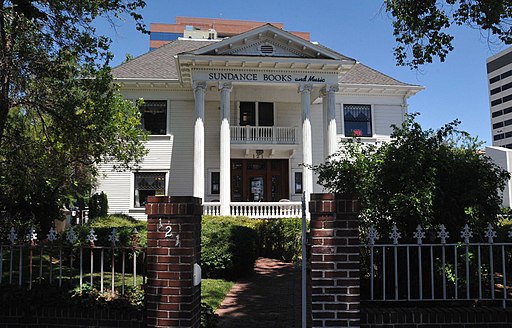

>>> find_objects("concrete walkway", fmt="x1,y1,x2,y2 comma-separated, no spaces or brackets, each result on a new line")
215,257,304,328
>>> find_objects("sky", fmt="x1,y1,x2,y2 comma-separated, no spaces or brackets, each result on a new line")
96,0,509,146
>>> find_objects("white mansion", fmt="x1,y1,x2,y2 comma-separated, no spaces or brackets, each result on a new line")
96,23,422,219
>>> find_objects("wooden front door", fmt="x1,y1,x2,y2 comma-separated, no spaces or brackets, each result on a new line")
231,159,289,202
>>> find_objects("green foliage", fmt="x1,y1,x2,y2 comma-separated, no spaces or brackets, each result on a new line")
201,216,258,280
67,214,147,247
201,216,305,279
313,114,510,239
201,301,218,328
258,218,304,262
88,192,109,220
385,1,512,68
0,1,148,231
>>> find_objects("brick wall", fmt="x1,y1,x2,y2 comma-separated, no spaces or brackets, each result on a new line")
309,193,361,328
145,196,202,328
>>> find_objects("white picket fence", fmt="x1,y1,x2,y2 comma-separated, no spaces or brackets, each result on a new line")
203,201,302,218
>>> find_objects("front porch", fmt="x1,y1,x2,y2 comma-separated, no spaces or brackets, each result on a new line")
203,201,302,219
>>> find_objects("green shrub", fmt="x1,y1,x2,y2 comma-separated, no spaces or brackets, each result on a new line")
258,217,304,262
201,216,258,280
88,192,109,220
67,214,147,247
200,301,217,328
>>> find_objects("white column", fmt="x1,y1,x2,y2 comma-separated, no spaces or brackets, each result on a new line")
219,82,232,216
193,81,206,201
326,85,339,157
299,84,314,210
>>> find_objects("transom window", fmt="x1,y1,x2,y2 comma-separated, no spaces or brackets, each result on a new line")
134,172,166,207
239,102,274,126
343,104,372,137
140,100,167,135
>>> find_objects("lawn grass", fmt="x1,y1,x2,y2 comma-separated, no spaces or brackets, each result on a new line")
201,278,234,310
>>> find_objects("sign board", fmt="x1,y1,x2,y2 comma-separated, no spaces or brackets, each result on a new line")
192,69,338,85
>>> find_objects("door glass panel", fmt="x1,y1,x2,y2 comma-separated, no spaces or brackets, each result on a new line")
258,102,274,126
250,177,264,201
240,102,256,126
271,176,279,201
248,161,266,170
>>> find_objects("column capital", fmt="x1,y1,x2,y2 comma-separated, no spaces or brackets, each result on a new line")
218,81,232,92
193,81,207,91
320,84,339,96
298,83,313,94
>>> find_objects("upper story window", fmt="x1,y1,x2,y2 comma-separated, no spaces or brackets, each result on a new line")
344,104,372,137
239,102,274,126
140,100,167,135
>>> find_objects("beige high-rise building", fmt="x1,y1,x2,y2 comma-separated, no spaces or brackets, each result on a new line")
487,47,512,147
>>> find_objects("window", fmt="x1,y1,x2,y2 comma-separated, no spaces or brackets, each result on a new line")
493,110,504,118
344,104,372,137
490,75,501,84
494,122,504,129
239,102,274,126
140,100,167,135
134,172,166,207
491,98,503,107
211,171,220,195
294,172,303,194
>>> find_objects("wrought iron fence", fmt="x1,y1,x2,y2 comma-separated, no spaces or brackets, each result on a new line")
0,226,146,295
360,223,512,308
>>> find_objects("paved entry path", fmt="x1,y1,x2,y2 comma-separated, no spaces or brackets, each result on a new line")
215,257,304,328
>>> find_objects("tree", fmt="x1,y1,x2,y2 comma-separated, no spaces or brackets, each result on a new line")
385,0,512,68
0,1,148,231
312,114,510,238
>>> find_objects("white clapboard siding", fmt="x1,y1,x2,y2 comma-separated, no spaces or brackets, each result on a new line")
373,104,404,136
168,100,195,197
95,162,133,216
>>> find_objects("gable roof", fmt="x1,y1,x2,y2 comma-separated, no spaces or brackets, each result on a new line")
112,30,418,89
112,39,215,80
190,24,352,61
341,63,418,87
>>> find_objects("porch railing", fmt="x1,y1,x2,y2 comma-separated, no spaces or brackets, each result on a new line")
361,223,512,307
231,126,297,144
203,201,302,218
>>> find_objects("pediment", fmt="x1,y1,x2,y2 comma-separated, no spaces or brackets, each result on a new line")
190,24,352,61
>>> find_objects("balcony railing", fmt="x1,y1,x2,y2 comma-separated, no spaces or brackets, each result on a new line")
203,201,302,219
231,126,297,144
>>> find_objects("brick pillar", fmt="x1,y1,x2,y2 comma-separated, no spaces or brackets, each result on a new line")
309,193,360,328
145,196,202,328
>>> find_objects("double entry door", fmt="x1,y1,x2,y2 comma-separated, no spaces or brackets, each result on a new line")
231,159,289,202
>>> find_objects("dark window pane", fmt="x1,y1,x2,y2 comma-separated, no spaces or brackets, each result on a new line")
503,81,512,91
211,172,220,194
490,87,501,95
492,99,503,106
240,102,256,126
140,100,167,135
505,107,512,114
493,122,504,129
134,172,165,207
294,172,302,194
490,75,501,84
493,110,504,118
502,70,512,79
494,134,505,141
258,102,274,126
344,104,372,137
505,119,512,126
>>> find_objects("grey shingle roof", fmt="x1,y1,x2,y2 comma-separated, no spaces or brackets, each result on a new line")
113,39,417,88
112,39,215,79
341,63,416,87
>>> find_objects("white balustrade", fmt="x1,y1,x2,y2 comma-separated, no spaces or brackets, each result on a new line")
203,201,301,218
230,126,297,144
